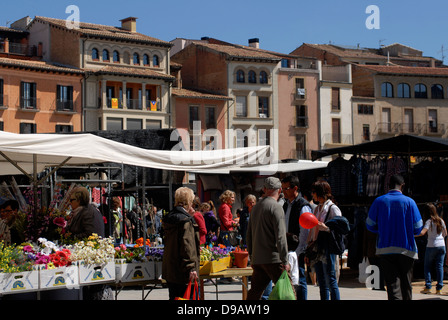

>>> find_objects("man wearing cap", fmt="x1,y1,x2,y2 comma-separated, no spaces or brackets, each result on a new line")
246,177,291,300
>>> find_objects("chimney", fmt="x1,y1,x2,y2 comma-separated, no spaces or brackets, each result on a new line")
248,38,259,48
120,17,138,32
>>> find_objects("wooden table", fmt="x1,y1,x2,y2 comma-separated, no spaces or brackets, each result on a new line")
199,267,253,300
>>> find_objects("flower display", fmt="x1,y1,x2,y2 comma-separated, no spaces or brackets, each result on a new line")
200,244,232,263
114,244,146,263
146,247,164,261
68,234,115,265
134,237,151,248
0,241,35,273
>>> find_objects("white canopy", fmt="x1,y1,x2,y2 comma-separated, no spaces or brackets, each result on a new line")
0,131,272,179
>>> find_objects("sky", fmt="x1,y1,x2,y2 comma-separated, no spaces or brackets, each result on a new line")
1,0,448,62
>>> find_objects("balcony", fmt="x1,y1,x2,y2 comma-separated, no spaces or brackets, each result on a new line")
20,97,38,110
0,42,37,56
322,133,352,146
295,88,306,100
56,99,74,112
296,116,308,128
377,122,446,137
104,98,161,111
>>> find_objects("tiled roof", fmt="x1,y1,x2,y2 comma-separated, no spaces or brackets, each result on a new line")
192,42,282,62
172,88,232,100
356,64,448,77
0,26,27,34
0,57,84,74
91,65,175,81
32,16,172,47
303,43,436,62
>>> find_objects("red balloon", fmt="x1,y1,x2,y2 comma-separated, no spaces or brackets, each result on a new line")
299,212,318,229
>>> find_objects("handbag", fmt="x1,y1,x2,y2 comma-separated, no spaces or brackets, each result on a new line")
304,240,319,261
175,279,199,300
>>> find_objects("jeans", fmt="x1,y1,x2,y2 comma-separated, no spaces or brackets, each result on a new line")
314,251,340,300
424,246,446,290
297,253,308,300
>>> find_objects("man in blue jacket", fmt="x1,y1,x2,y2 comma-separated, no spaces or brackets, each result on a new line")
366,174,423,300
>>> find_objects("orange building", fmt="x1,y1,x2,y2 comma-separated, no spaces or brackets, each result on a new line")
0,58,84,133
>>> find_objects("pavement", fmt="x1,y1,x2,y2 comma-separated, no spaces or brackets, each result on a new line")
114,268,448,301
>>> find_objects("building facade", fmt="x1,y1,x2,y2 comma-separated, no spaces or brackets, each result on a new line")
27,16,175,132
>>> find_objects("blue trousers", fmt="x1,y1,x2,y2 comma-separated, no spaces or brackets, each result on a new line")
424,246,446,290
314,252,340,300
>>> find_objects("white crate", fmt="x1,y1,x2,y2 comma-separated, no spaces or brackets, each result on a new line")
78,261,115,284
39,265,79,290
0,270,39,294
115,260,155,283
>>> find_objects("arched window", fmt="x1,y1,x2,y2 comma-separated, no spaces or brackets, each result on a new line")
414,83,427,99
397,83,410,98
431,84,444,99
133,53,140,65
259,71,268,84
381,82,393,98
92,48,99,60
236,70,245,83
102,49,110,62
153,55,159,67
248,70,256,83
113,51,120,63
143,54,150,66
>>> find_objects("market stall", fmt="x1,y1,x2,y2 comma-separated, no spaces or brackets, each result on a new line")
310,134,448,277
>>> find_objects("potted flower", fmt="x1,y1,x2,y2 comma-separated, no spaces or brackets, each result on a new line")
115,244,155,283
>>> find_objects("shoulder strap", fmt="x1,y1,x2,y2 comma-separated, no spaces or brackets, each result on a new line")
324,204,334,223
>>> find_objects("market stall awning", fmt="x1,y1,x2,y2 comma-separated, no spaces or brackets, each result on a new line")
0,131,270,178
190,159,329,175
311,134,448,161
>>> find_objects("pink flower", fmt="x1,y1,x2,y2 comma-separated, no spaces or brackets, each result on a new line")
53,217,67,228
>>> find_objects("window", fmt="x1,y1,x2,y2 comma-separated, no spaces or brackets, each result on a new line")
205,106,216,129
428,109,438,133
258,96,269,118
235,128,249,148
248,71,256,83
259,71,268,84
236,70,245,83
362,125,370,141
332,118,341,143
296,105,308,127
133,53,140,65
358,104,373,115
189,106,199,130
296,134,307,159
404,109,414,133
107,117,123,130
55,125,73,133
281,59,289,68
113,51,120,63
20,82,37,109
258,129,270,147
153,55,159,67
381,82,393,98
102,49,109,62
146,119,161,129
56,85,74,111
0,79,3,106
143,54,150,66
92,48,99,60
397,83,410,98
127,118,143,130
20,123,36,133
296,78,305,98
431,84,444,99
414,83,427,99
331,87,340,110
235,96,247,117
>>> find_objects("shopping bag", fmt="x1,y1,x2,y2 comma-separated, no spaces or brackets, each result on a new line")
268,271,296,300
175,279,199,300
358,257,370,284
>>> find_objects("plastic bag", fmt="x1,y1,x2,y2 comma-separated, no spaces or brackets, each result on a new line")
175,279,199,300
358,257,370,284
268,271,296,300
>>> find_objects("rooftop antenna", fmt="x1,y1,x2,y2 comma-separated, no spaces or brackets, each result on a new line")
379,39,386,47
438,45,447,63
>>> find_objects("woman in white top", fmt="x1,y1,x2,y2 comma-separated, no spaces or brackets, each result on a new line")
308,180,342,300
416,203,447,294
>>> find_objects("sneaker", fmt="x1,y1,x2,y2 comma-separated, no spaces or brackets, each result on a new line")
436,290,442,295
420,288,431,294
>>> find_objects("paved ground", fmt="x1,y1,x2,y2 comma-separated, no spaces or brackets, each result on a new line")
114,268,448,301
